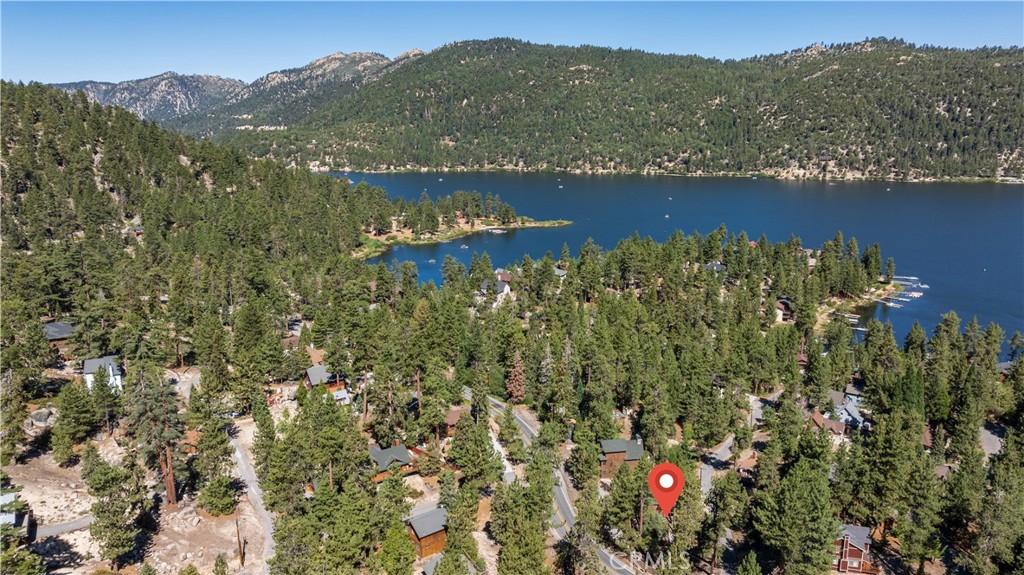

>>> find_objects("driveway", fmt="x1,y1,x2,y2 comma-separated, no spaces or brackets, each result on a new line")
231,434,274,574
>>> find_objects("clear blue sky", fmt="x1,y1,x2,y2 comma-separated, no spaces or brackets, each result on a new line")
3,2,1022,84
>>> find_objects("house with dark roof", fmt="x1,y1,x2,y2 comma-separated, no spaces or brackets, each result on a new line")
305,365,344,392
43,321,75,359
407,507,447,558
833,524,878,573
370,444,416,482
83,355,123,390
599,439,644,479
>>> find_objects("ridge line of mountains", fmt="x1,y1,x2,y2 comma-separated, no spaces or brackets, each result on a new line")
52,38,1024,180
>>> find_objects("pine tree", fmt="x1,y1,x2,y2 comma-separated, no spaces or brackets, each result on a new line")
198,473,237,516
121,365,183,505
378,520,415,575
86,455,150,571
566,420,600,488
90,366,120,435
496,484,550,575
753,458,838,575
213,554,228,575
0,371,27,464
439,468,458,510
448,412,501,488
55,380,96,443
739,551,762,575
895,447,943,574
50,423,75,465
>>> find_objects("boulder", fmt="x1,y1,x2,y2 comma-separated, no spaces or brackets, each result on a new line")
30,408,52,426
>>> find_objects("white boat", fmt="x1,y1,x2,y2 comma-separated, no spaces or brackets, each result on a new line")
558,185,564,189
438,178,443,182
428,259,436,264
664,214,670,218
460,244,469,249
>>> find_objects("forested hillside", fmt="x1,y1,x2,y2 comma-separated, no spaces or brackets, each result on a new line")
2,83,1021,575
226,38,1024,180
0,82,514,364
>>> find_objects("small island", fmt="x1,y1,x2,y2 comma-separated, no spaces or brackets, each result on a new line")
352,215,572,259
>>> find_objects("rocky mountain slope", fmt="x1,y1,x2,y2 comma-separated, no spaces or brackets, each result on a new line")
54,72,245,122
55,50,424,138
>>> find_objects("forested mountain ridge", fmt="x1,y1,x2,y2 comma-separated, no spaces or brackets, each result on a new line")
55,50,424,141
225,38,1024,181
54,72,246,122
161,50,424,139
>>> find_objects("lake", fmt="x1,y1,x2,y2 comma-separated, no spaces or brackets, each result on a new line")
348,172,1023,345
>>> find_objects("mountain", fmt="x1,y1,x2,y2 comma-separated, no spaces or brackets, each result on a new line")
162,50,422,138
223,38,1024,181
54,72,245,122
54,51,423,138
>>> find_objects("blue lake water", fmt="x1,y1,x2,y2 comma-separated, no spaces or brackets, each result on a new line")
347,172,1024,344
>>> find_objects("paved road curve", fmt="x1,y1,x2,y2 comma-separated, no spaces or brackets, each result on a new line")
484,395,635,575
231,434,274,575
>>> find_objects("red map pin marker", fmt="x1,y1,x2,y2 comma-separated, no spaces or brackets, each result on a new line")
649,462,685,517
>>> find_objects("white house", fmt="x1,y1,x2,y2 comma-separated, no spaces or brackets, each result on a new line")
83,355,124,391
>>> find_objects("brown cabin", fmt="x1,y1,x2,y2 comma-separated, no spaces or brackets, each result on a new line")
599,439,643,479
833,524,878,573
446,406,471,437
369,444,417,483
407,507,447,558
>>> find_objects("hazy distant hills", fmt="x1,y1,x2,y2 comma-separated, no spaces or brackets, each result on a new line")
56,39,1024,180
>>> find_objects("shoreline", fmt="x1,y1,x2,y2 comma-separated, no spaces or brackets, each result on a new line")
352,218,572,260
328,166,1022,185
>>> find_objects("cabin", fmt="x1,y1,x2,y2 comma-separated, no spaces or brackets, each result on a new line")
494,268,513,284
833,524,878,573
305,365,344,392
553,267,568,281
811,410,848,448
703,262,726,274
446,406,471,437
43,321,74,359
83,356,124,391
370,444,416,482
599,439,643,479
844,381,866,408
480,279,511,297
407,507,447,558
827,391,865,429
127,225,144,237
775,299,795,322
